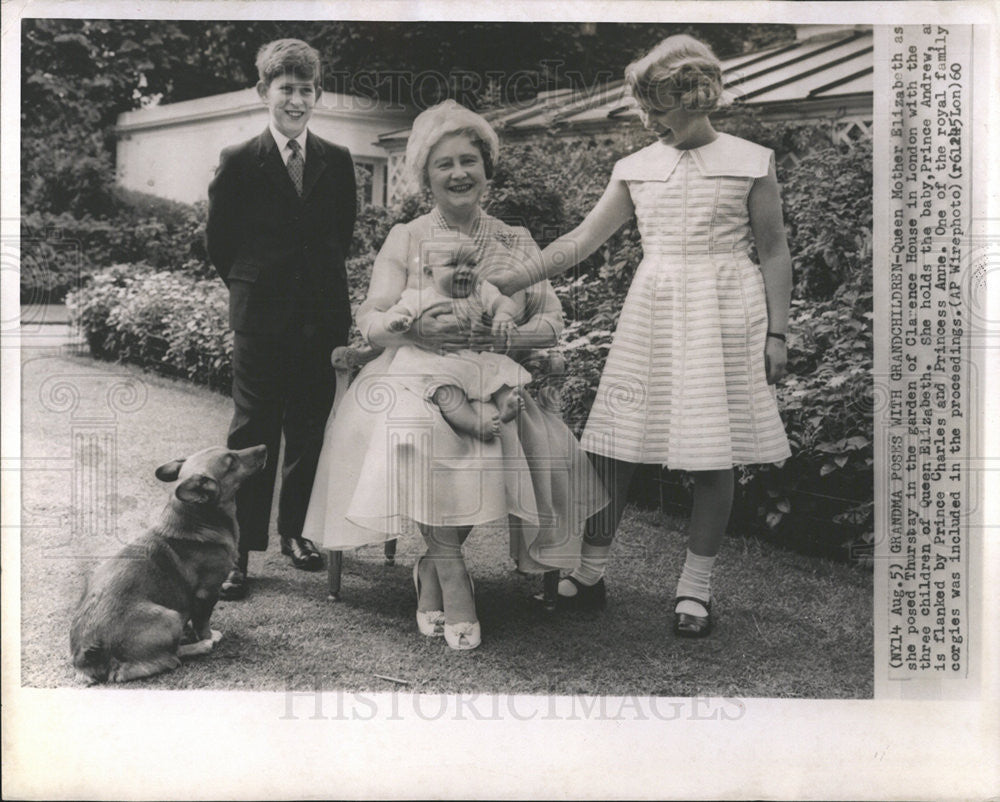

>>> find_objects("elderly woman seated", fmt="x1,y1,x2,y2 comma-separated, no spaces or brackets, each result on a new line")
301,100,607,650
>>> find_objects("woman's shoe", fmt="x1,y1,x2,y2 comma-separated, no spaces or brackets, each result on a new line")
444,572,480,650
413,558,445,637
673,596,713,638
444,620,481,650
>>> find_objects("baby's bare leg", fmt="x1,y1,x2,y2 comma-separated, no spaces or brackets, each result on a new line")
469,400,502,440
493,385,525,423
433,385,501,442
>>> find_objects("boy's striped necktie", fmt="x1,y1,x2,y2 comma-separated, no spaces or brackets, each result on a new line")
287,140,303,196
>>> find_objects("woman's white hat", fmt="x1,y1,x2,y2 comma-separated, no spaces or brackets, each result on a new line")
405,99,500,193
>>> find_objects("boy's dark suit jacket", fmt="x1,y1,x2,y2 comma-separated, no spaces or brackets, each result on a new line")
207,129,356,343
206,128,356,552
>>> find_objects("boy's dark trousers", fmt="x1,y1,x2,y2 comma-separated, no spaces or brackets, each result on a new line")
227,322,338,552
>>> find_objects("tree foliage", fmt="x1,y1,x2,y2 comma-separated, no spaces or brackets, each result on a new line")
22,19,251,212
20,20,791,184
23,20,791,113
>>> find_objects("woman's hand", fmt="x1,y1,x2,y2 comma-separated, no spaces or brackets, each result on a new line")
408,306,469,351
764,337,787,384
468,326,511,353
467,317,557,354
409,309,517,353
491,312,517,338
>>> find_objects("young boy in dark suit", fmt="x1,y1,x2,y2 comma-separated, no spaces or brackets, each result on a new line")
207,39,356,599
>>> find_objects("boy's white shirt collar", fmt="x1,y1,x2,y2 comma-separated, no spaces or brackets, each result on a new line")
269,123,308,165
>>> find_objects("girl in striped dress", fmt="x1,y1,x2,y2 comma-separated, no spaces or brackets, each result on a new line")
504,34,792,636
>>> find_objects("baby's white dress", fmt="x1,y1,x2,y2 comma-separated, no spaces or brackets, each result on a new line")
384,283,531,402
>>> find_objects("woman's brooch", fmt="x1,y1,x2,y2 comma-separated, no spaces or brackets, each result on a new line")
494,230,516,249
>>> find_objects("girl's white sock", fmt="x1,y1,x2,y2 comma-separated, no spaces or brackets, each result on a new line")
560,544,610,595
675,549,716,616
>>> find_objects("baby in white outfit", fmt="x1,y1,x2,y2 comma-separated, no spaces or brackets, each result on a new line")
380,238,530,441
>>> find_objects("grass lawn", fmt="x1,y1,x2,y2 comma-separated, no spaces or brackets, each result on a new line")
18,346,873,697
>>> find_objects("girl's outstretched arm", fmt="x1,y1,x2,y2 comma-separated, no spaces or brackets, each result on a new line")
493,178,635,294
748,162,793,384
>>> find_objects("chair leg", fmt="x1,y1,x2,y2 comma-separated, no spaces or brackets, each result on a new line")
327,550,343,601
384,538,397,566
541,570,560,612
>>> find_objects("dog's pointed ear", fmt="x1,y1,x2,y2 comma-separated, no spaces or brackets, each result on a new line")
155,458,186,482
175,475,220,505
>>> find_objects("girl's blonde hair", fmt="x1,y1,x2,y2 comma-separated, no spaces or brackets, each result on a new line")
625,34,725,113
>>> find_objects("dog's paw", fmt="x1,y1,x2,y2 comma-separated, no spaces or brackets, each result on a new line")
75,670,101,686
210,629,222,644
178,638,215,657
179,623,200,646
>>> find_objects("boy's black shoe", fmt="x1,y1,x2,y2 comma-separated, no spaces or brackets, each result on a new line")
281,536,324,571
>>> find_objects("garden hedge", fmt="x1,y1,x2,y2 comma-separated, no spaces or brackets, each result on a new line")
20,191,211,304
65,262,233,391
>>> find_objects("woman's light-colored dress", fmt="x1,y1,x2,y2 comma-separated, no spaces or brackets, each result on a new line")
581,133,792,470
302,212,607,572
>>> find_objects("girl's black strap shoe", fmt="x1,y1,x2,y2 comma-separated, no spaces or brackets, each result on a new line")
673,595,713,638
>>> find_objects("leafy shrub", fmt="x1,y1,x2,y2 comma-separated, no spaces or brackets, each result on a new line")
351,192,433,259
492,131,653,224
20,194,211,303
345,255,374,313
771,267,873,551
351,204,396,261
767,142,873,554
484,131,653,248
21,136,118,218
487,156,566,245
714,104,836,168
18,220,90,305
63,263,150,359
780,140,873,300
66,265,233,391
